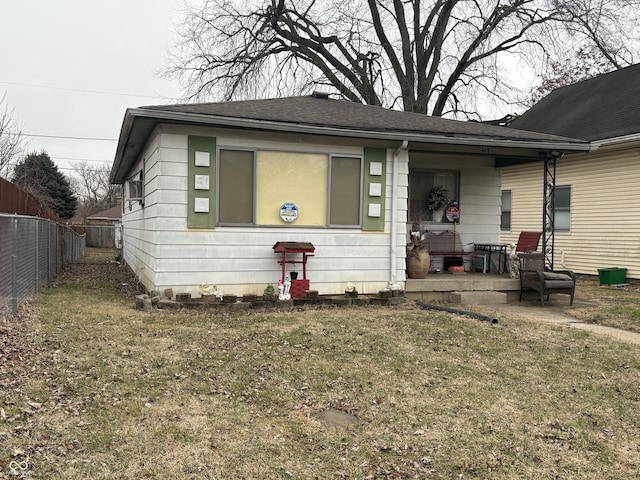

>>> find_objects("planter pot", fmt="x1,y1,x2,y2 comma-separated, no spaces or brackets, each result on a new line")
407,249,431,279
597,267,626,285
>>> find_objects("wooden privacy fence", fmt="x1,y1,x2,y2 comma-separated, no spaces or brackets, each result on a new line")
0,177,65,223
81,224,118,248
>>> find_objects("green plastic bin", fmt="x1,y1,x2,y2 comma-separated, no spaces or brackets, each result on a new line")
597,267,627,285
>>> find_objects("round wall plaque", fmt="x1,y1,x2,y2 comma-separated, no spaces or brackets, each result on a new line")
279,202,299,223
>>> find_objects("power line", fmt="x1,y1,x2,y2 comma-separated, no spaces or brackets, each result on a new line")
44,158,111,166
6,160,111,170
4,131,117,142
0,80,163,100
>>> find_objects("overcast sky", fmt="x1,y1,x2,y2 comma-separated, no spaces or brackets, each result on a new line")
1,0,184,180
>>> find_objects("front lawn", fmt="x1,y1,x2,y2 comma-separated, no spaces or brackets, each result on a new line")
1,250,639,479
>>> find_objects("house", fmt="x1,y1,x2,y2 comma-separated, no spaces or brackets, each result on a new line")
87,203,122,226
86,202,123,249
109,93,587,298
503,64,640,279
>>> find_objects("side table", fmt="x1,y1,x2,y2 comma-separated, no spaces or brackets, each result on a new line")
475,243,507,274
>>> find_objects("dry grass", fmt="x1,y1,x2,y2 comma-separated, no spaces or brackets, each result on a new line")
569,276,640,333
1,249,640,479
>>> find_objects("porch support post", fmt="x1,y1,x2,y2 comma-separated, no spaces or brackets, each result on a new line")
390,140,408,288
542,154,557,270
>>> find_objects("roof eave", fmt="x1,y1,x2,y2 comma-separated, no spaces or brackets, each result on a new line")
110,108,590,183
590,132,640,149
135,108,590,149
110,109,138,184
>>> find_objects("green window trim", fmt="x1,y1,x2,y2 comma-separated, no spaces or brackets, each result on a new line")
362,147,387,231
187,142,384,230
187,136,217,229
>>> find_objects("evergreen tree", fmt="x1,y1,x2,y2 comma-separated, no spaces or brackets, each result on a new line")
12,150,78,219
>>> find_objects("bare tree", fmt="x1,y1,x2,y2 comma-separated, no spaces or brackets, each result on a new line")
164,0,639,119
528,46,613,105
72,161,122,222
0,93,25,179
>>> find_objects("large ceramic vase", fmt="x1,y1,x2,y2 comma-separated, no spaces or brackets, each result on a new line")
407,249,431,279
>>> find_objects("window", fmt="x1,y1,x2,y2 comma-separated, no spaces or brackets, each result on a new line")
127,169,144,209
329,156,361,226
217,149,363,227
218,149,254,224
128,180,143,200
501,190,511,231
554,185,571,232
255,151,328,226
409,169,460,223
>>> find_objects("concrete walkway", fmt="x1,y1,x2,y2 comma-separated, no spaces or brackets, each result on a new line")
470,299,640,345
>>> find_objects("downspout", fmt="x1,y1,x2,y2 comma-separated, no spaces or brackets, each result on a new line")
389,140,408,289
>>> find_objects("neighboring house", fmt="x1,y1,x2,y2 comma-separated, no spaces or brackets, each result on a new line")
503,64,640,279
109,93,587,297
87,203,122,226
86,203,122,249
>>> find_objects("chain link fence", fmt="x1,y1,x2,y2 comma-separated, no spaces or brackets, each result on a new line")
0,214,85,319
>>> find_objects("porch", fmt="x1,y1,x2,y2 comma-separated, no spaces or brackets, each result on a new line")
405,272,520,304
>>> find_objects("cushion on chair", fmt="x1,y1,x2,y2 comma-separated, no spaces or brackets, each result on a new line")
544,280,575,289
543,272,572,281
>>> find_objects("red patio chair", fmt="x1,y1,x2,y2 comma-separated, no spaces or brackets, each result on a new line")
475,231,541,274
514,231,542,253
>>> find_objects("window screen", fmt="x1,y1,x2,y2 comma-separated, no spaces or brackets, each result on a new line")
501,190,511,231
218,149,254,224
329,156,361,225
554,185,571,232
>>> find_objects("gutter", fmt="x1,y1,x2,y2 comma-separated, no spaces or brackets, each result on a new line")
389,140,408,289
590,132,640,150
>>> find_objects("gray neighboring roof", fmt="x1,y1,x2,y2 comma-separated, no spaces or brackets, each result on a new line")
509,63,640,142
87,205,122,221
111,94,588,183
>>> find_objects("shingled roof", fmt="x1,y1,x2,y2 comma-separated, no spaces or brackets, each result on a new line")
87,204,122,221
143,94,579,143
111,94,588,183
509,63,640,142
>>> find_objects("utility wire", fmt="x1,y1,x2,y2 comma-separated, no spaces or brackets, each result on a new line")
3,131,117,141
0,80,163,99
6,157,110,167
54,156,111,163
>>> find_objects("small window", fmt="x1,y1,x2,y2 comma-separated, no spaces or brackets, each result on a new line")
218,149,254,224
501,190,511,231
128,180,143,200
554,185,571,232
329,156,361,226
127,169,144,209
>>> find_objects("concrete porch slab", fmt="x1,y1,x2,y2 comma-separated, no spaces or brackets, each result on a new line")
405,273,520,303
449,291,507,305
